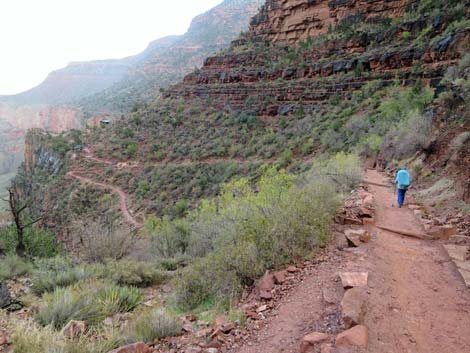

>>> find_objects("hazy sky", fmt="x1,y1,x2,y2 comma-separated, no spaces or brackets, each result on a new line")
0,0,222,95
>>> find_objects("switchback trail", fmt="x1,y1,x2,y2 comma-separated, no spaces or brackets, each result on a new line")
66,171,142,228
232,170,470,353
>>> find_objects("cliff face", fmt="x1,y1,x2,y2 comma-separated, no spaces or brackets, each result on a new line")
166,0,468,115
249,0,409,43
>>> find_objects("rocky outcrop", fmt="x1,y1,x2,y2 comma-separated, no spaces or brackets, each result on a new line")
165,0,469,116
248,0,409,44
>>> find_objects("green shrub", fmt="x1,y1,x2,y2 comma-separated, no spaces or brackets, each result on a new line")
12,323,123,353
32,267,90,295
174,154,360,309
145,216,190,258
96,284,143,314
36,287,100,329
0,255,32,280
93,260,169,287
127,308,182,343
36,282,143,329
0,224,56,258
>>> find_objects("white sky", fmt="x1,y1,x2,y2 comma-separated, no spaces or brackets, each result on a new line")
0,0,222,95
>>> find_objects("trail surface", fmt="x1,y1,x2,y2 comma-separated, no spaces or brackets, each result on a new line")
66,171,142,228
232,170,470,353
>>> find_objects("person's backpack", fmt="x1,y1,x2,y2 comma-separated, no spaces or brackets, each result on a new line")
396,170,411,190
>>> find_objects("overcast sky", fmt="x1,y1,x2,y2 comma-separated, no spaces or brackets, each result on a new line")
0,0,222,95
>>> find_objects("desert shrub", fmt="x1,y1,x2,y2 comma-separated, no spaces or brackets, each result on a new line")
174,154,360,309
76,220,137,263
0,255,32,280
32,267,90,295
93,260,169,287
381,111,433,160
95,284,143,315
36,287,100,329
36,281,143,329
12,323,123,353
0,224,56,258
127,308,181,343
145,216,190,258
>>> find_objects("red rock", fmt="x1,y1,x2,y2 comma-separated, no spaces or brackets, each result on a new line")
300,332,330,352
287,266,299,273
62,320,87,339
320,343,333,353
339,272,368,289
273,270,287,284
108,342,152,353
258,271,275,292
195,328,213,338
336,325,368,348
428,225,457,240
341,288,366,328
259,289,273,300
0,332,9,345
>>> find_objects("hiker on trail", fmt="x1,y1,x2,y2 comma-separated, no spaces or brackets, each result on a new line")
395,167,411,208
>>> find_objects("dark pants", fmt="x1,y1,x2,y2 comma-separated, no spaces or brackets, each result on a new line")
398,188,407,206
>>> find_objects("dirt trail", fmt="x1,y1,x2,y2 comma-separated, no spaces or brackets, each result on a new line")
232,170,470,353
66,171,142,228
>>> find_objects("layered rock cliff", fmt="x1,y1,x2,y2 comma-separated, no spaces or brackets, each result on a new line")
166,0,469,116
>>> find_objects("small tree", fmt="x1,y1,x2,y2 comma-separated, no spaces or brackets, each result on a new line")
3,187,42,257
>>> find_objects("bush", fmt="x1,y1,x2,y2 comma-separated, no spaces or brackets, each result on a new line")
12,323,123,353
145,216,190,258
36,287,100,329
76,220,136,263
0,255,32,280
36,282,143,329
93,260,169,287
127,308,181,343
0,224,56,258
173,154,360,309
32,266,90,295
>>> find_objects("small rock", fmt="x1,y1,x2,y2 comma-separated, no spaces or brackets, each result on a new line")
161,285,172,293
287,266,299,273
108,342,152,353
184,346,202,353
205,349,218,353
320,343,333,353
300,332,330,353
195,328,213,338
257,271,275,292
256,305,268,313
62,320,87,339
339,272,368,289
336,325,368,348
341,288,366,328
273,271,287,284
0,332,10,345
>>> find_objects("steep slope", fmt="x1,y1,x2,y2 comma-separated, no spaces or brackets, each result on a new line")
15,0,469,235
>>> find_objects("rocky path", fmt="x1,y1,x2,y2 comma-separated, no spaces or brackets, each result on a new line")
66,171,142,228
232,170,470,353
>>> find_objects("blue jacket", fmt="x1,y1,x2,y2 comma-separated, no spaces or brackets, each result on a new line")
396,169,411,190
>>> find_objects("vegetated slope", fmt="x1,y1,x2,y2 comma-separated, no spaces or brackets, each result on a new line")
14,0,469,237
